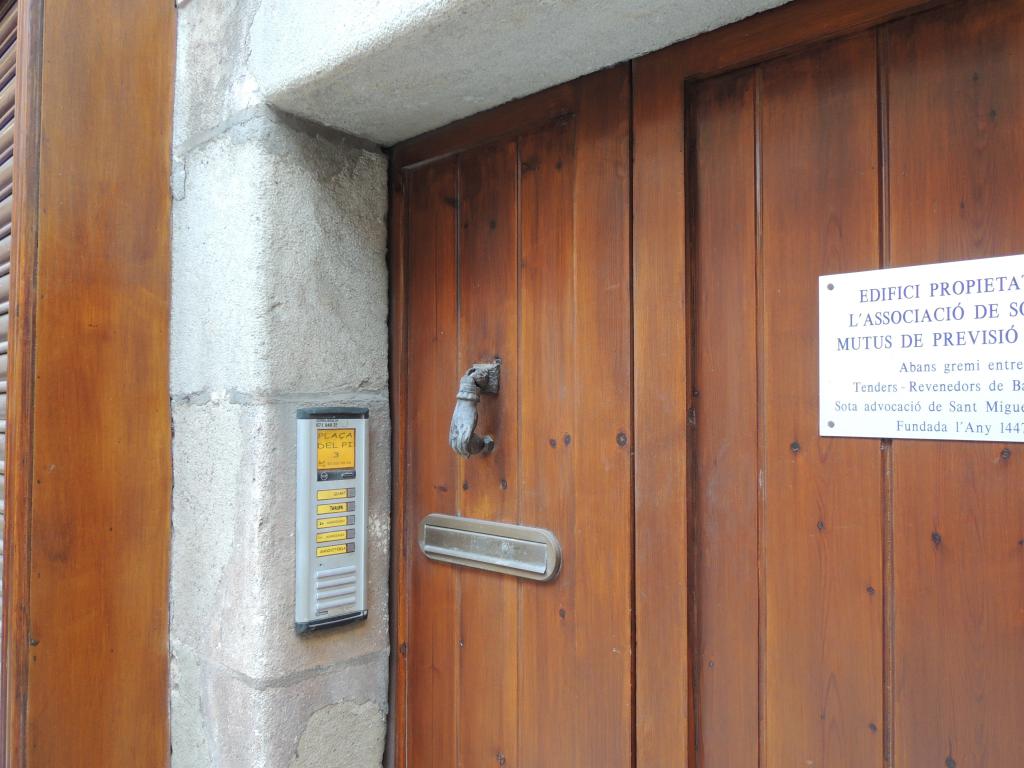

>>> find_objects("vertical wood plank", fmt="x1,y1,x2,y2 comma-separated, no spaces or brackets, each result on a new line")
631,51,692,768
405,159,459,768
14,0,174,763
516,114,578,768
760,33,884,767
690,69,759,768
456,140,520,767
887,2,1024,765
571,65,633,765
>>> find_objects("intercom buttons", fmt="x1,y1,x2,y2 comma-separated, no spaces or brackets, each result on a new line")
317,501,350,515
316,488,351,501
316,530,350,544
316,543,353,557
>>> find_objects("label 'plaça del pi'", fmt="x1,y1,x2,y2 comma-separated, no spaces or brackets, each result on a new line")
819,253,1024,442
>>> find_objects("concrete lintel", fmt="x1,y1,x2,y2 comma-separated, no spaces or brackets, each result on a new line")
250,0,788,146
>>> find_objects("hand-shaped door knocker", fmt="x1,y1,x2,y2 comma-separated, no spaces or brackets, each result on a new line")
449,360,501,457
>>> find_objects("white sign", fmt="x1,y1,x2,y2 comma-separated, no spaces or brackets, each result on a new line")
819,253,1024,442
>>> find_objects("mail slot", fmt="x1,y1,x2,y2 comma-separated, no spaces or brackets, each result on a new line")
419,514,562,582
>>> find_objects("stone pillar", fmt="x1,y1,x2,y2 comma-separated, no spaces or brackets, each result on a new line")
170,2,390,765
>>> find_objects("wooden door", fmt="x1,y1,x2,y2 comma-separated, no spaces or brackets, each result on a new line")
683,0,1024,765
395,1,1024,765
390,65,633,767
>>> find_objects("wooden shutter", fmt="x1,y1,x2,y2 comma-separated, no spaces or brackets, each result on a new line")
0,0,15,615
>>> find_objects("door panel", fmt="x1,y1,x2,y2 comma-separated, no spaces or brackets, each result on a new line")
760,33,885,767
517,115,580,767
691,33,886,766
691,69,759,767
456,139,520,767
687,1,1023,766
558,69,632,762
395,65,632,768
887,2,1024,765
405,157,460,764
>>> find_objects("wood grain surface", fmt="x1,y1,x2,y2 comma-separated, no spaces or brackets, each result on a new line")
4,0,174,764
393,66,632,768
887,2,1024,765
690,69,760,768
392,1,1024,765
631,45,693,768
760,34,884,767
456,139,520,767
404,157,460,766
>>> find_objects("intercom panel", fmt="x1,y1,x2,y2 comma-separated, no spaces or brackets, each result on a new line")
295,407,369,632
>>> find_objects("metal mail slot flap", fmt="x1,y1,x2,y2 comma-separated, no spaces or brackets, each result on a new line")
419,514,562,582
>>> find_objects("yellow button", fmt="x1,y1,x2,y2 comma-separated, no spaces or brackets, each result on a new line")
316,488,351,501
317,516,348,529
316,530,349,543
317,502,349,515
316,543,351,556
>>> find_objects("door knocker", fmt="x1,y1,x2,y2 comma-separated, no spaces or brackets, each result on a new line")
449,360,501,457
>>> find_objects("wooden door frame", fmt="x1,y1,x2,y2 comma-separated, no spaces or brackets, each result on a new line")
387,0,957,764
2,0,175,764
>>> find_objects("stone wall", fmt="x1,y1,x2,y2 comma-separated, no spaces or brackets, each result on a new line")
171,2,390,765
249,0,787,144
